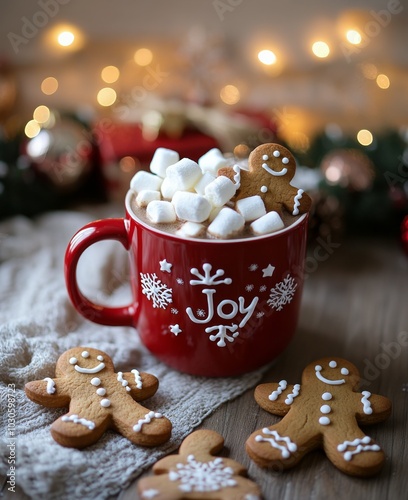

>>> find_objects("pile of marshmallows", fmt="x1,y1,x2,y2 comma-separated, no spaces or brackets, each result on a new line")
130,147,285,239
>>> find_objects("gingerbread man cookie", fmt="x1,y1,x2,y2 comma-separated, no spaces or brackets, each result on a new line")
246,357,391,476
219,143,311,216
138,430,262,499
25,347,172,448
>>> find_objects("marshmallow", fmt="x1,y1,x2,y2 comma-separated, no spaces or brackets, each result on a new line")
198,148,228,176
146,200,176,224
204,176,236,207
172,191,212,223
130,170,163,193
176,221,205,238
160,177,178,200
150,148,180,178
250,211,284,235
136,190,161,207
207,207,245,239
165,158,202,191
208,206,222,222
235,195,267,222
194,172,216,195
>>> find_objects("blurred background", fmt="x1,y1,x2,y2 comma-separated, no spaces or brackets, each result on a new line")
0,0,407,243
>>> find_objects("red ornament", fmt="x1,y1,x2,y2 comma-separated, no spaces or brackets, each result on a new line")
401,216,408,255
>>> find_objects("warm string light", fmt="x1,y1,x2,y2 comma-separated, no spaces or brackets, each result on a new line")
346,29,362,45
97,87,117,107
134,48,153,66
101,66,120,84
311,41,330,58
258,49,277,65
220,84,240,105
41,77,58,95
57,31,75,47
357,129,373,146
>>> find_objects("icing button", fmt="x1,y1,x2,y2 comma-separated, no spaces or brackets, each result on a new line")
322,392,332,401
100,398,111,408
320,405,331,414
319,416,331,425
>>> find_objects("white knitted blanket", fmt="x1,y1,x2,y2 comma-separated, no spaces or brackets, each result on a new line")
0,206,266,500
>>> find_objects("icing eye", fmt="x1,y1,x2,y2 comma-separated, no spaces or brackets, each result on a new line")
282,157,289,164
97,355,104,362
329,360,337,368
81,351,89,358
69,357,77,365
273,150,280,157
262,154,269,161
341,367,349,375
315,365,322,372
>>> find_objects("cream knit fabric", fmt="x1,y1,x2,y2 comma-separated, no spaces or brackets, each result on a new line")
0,208,266,499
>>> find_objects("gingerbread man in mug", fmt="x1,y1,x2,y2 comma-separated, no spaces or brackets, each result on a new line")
219,143,311,216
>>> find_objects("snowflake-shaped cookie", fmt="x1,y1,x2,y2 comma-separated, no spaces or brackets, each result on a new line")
138,430,262,499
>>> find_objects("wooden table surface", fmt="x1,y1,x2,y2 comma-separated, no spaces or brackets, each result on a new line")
4,236,408,499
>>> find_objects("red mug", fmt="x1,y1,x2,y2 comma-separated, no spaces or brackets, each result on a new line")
65,191,308,377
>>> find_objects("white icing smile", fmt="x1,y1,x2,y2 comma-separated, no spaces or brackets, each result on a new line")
75,362,105,374
315,364,347,385
69,354,105,374
262,163,288,177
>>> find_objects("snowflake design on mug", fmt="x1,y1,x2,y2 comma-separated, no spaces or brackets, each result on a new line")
140,273,173,309
267,274,297,311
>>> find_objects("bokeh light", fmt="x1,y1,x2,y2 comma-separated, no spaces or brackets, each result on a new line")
312,41,330,58
101,66,120,84
258,49,277,65
220,84,241,105
357,129,373,146
134,48,153,66
97,87,117,107
41,77,58,95
376,74,390,89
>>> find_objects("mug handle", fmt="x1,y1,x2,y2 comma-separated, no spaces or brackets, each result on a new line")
64,218,135,327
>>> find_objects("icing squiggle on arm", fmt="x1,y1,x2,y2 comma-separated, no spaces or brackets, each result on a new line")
117,371,131,392
131,369,143,389
43,377,56,394
361,391,373,415
268,380,287,401
285,384,300,405
233,165,241,189
133,411,163,432
292,189,304,215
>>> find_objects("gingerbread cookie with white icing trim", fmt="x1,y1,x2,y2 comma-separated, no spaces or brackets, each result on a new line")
138,429,262,499
246,357,391,477
25,347,172,448
218,143,311,216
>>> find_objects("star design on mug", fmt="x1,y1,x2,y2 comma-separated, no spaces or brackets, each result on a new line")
159,259,172,273
169,324,182,336
262,264,275,278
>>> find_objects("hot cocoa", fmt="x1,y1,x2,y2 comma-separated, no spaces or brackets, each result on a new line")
128,144,311,240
